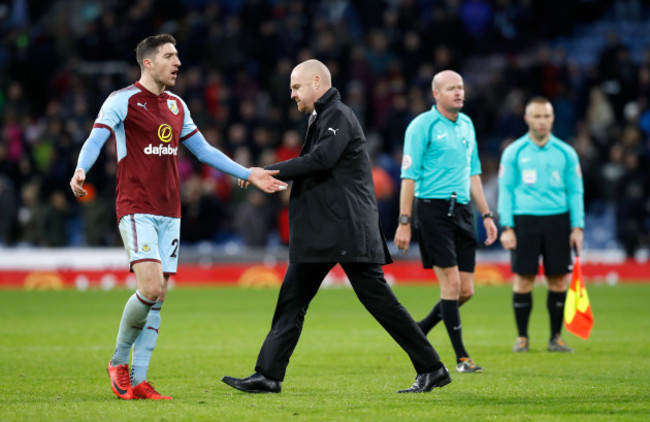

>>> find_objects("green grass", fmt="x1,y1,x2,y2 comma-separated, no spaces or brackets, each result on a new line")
1,284,649,421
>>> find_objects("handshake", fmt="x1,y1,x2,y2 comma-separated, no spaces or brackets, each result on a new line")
240,167,287,193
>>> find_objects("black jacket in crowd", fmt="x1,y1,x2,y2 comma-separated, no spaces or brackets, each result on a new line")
266,88,392,265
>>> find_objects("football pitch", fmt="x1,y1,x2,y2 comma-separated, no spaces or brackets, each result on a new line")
1,284,648,421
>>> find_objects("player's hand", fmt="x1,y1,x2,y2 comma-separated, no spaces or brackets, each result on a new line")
570,227,584,256
484,217,498,246
394,224,412,253
238,178,251,189
500,228,516,250
70,168,87,198
248,167,288,193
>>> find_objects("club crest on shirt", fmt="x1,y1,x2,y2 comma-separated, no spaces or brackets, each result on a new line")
142,244,151,252
167,99,179,115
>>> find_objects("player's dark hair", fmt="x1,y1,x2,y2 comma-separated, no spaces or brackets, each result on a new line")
526,96,550,108
135,34,176,71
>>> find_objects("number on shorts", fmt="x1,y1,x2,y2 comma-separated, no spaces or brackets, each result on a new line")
170,238,178,258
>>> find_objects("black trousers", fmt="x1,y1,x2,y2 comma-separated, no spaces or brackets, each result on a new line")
255,262,441,381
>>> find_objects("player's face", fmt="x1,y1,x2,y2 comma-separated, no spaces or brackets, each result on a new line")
150,43,181,88
433,74,464,113
525,102,554,138
290,68,316,114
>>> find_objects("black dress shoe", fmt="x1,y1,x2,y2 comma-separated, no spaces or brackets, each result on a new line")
397,365,452,393
221,372,281,394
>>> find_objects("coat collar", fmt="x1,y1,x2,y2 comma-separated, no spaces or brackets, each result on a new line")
314,87,340,114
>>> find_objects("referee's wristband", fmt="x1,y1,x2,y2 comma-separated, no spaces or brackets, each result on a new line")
482,212,494,220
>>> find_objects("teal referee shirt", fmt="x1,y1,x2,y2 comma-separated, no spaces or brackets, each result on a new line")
497,134,584,228
401,106,481,204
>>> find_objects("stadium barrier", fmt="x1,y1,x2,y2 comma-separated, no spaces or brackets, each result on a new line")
0,248,647,290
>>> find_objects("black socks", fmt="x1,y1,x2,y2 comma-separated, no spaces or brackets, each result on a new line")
440,299,469,361
547,290,567,340
513,292,533,338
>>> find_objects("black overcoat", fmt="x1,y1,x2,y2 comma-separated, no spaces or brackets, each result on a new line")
266,88,392,264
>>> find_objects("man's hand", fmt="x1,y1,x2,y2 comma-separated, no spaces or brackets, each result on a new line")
247,167,288,193
237,178,250,189
484,218,498,246
70,168,87,198
499,228,516,250
394,224,412,253
570,227,584,256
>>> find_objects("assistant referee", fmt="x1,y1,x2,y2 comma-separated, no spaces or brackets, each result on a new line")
395,70,497,374
498,96,584,353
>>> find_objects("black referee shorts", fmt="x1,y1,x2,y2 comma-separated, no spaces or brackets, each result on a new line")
415,198,477,272
511,213,572,276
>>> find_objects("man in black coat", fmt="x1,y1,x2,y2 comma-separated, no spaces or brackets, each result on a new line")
221,59,451,394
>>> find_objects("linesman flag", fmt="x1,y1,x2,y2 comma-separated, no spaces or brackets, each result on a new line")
564,251,593,339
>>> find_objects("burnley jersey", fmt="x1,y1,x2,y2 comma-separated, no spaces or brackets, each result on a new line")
94,82,198,220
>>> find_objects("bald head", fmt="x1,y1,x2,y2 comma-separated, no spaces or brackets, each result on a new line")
431,70,462,91
293,59,332,88
290,59,332,114
431,70,465,118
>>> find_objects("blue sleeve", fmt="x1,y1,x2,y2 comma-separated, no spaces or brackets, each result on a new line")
95,92,127,132
76,127,112,174
401,118,426,180
177,96,198,139
183,131,251,180
497,146,517,227
566,148,585,228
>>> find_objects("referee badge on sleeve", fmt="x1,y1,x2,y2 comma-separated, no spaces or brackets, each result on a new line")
401,154,412,170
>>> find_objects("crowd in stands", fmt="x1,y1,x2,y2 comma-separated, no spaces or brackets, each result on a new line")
0,0,648,260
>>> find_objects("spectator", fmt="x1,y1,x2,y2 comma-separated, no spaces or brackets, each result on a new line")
0,0,648,252
40,190,71,247
234,190,276,247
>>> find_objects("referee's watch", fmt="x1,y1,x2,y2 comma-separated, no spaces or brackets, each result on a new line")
482,212,494,220
398,214,412,225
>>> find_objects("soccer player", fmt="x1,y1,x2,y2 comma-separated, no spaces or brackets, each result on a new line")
221,59,451,394
69,34,287,400
498,97,584,353
394,70,498,374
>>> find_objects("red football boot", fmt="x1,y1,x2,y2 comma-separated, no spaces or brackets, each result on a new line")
107,361,134,400
133,381,172,400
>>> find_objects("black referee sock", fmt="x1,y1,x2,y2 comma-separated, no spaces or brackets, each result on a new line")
440,299,468,361
547,290,567,340
513,292,533,338
418,300,442,335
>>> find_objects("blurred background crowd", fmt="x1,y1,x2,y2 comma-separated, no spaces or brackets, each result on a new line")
0,0,649,260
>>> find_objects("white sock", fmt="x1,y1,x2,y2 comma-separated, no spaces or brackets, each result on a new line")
131,301,163,386
111,291,155,366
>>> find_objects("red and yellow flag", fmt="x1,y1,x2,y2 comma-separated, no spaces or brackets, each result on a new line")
564,255,593,339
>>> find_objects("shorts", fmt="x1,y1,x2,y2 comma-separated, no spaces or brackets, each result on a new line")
118,214,181,275
511,213,571,276
415,198,477,272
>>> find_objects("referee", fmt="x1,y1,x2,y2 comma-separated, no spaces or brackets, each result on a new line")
498,96,584,353
395,70,497,374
